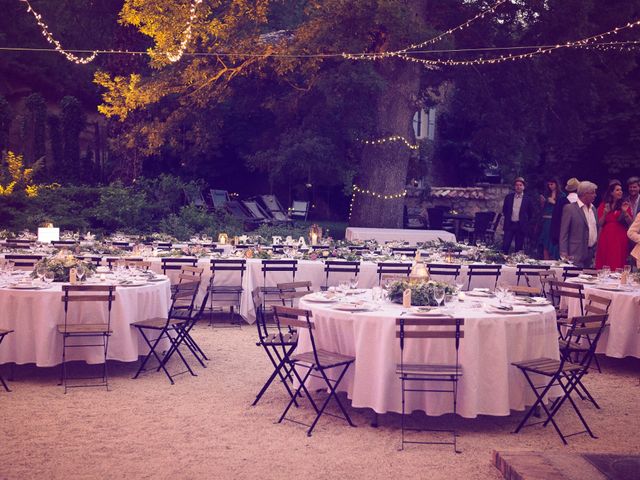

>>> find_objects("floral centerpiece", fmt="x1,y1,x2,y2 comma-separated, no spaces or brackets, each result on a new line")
31,254,96,282
506,252,538,265
468,248,507,264
386,279,456,307
157,245,210,258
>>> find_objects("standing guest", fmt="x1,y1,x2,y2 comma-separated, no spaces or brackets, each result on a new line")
595,180,633,270
565,178,580,203
626,176,640,218
628,212,640,268
502,177,534,253
559,181,598,268
539,178,564,259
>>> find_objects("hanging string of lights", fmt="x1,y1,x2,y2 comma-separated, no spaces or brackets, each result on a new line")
361,135,419,150
18,0,203,64
348,185,407,219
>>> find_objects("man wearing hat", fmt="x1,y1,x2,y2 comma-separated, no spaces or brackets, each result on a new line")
551,177,579,247
502,177,534,253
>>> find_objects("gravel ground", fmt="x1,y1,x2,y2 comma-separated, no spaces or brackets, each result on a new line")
2,324,639,480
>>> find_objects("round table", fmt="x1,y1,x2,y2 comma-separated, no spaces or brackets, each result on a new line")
298,292,558,418
0,279,171,367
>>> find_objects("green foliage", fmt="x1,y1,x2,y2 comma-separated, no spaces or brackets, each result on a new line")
60,96,86,183
386,279,455,307
93,181,148,233
251,223,309,241
24,93,47,168
158,205,242,241
0,95,11,152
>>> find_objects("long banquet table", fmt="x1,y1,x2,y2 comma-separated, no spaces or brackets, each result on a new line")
0,279,171,367
298,293,559,418
344,227,456,244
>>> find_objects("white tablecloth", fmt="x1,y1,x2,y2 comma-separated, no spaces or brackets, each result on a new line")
566,284,640,359
345,227,455,245
298,296,558,418
0,280,171,367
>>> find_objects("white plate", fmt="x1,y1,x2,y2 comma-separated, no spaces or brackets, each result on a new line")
303,293,339,303
7,283,51,290
343,289,367,295
569,278,597,284
467,290,494,297
118,281,148,287
333,303,373,312
593,284,625,292
409,307,445,316
508,297,551,306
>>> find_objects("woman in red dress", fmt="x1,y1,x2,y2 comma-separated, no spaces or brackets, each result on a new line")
595,180,634,270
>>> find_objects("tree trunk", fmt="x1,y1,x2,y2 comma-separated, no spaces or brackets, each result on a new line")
349,58,421,228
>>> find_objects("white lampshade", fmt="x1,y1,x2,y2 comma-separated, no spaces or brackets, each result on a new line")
38,227,59,243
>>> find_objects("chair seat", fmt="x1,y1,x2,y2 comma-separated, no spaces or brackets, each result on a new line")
131,317,186,329
57,324,112,334
0,328,13,335
396,363,463,378
559,339,589,352
291,349,355,368
264,332,298,345
512,357,582,375
209,285,243,293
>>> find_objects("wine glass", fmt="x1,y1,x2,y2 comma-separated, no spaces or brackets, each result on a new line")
434,287,445,307
76,265,86,283
602,266,611,280
36,265,47,283
349,277,358,290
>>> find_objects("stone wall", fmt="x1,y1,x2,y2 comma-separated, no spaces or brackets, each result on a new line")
405,183,511,217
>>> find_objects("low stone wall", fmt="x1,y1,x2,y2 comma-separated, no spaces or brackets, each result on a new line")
406,183,511,218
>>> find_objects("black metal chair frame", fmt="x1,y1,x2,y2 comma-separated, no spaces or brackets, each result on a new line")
251,289,299,406
0,329,13,392
396,316,464,453
261,260,298,310
74,255,103,267
548,280,585,340
323,261,360,290
274,305,356,436
106,257,143,269
466,264,502,290
377,262,411,285
4,254,44,269
132,281,201,385
391,247,418,256
208,259,246,326
58,285,116,393
512,314,608,445
160,257,198,275
427,263,462,281
515,264,551,286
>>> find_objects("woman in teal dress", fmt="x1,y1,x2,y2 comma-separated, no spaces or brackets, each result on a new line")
538,178,564,260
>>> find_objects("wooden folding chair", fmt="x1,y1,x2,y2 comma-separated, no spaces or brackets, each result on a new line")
161,257,198,275
58,285,117,393
507,285,542,297
548,280,585,339
376,262,411,285
251,289,299,406
207,259,245,326
512,314,608,444
427,263,462,281
515,264,550,286
261,260,298,311
466,264,502,291
391,247,417,256
0,329,13,392
275,306,356,436
396,316,464,453
277,281,312,308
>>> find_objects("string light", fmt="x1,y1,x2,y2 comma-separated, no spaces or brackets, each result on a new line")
19,0,98,64
348,185,408,220
162,0,203,63
361,135,419,150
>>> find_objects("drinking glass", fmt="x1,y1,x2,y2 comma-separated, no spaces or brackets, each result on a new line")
349,277,358,290
434,287,445,306
623,265,632,275
372,286,383,303
76,265,85,283
36,266,47,282
602,266,611,279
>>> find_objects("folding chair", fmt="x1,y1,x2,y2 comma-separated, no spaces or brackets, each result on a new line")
5,239,34,249
111,241,133,251
507,285,542,297
251,289,299,406
210,189,230,209
106,257,143,269
396,316,464,452
52,240,78,249
242,200,271,224
348,245,369,253
260,194,292,223
261,260,298,311
515,264,551,286
277,281,312,308
536,270,557,298
161,257,198,275
170,265,204,295
548,280,585,339
0,329,13,392
484,212,503,244
512,314,608,444
126,260,152,270
391,247,417,256
208,259,246,326
427,263,461,281
322,261,360,291
58,285,116,393
289,200,309,221
74,255,103,267
132,281,201,384
377,262,412,285
4,254,44,270
466,264,502,291
562,266,583,281
275,306,356,436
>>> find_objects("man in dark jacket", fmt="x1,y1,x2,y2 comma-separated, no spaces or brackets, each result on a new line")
502,177,534,253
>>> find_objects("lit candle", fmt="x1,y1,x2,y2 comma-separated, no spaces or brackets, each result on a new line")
311,232,318,246
218,233,228,245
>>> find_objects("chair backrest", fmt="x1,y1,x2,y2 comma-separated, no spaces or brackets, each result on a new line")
289,201,309,220
427,263,461,280
548,280,585,315
260,195,290,221
562,266,583,280
61,285,116,330
169,280,201,319
75,255,103,267
507,285,542,297
262,259,297,285
396,316,464,373
324,261,360,288
278,281,312,306
391,247,417,256
183,186,206,208
177,265,204,285
489,212,503,231
106,257,143,269
111,241,133,251
530,270,557,297
226,200,253,220
467,264,502,290
472,211,495,234
4,254,44,269
52,240,78,248
126,260,152,270
210,259,246,285
161,257,197,274
210,189,230,209
242,200,270,221
273,306,326,364
515,264,551,286
377,262,411,285
584,294,611,315
564,314,609,367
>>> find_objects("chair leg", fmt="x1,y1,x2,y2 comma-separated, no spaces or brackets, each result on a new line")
278,365,315,425
133,328,175,384
253,345,299,407
307,364,355,436
0,370,10,392
453,379,461,454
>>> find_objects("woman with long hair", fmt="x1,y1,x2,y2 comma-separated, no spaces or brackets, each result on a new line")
595,180,633,270
538,178,563,259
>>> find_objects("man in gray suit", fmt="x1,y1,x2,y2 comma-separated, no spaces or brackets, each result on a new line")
559,181,598,268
